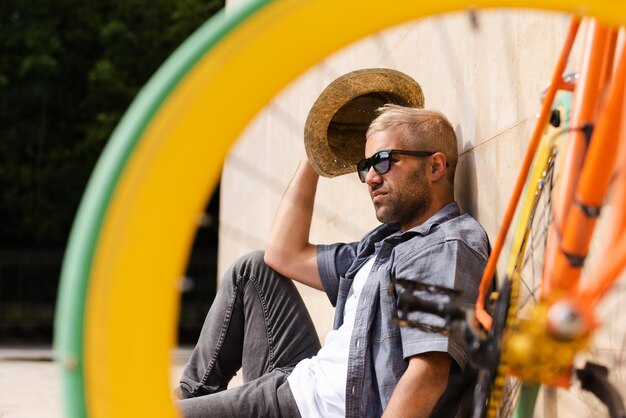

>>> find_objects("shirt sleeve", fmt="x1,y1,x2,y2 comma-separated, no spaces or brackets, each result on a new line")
316,242,359,306
393,238,487,368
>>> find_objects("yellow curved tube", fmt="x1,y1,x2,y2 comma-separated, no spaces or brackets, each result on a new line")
83,1,626,417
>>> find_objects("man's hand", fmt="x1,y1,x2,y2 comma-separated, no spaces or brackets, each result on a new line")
382,352,452,418
264,155,323,290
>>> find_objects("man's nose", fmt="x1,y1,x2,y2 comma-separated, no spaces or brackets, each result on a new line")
365,166,382,186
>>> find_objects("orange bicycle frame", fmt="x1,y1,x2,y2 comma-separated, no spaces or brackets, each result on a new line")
475,17,626,334
475,16,581,330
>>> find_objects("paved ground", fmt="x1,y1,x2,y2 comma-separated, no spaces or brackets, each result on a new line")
0,346,200,418
1,348,65,418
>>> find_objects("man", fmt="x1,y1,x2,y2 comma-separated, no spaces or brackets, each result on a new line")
177,105,489,417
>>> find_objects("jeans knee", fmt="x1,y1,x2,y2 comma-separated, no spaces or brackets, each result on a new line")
232,250,267,272
225,250,294,292
223,250,274,285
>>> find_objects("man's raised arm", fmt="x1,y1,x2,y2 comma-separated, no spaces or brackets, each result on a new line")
264,155,323,290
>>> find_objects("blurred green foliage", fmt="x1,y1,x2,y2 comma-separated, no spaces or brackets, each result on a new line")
0,0,224,247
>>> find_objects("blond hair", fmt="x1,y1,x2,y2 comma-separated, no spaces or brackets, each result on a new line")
367,105,458,186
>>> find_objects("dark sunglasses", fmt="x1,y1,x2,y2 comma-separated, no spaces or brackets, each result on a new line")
357,149,446,182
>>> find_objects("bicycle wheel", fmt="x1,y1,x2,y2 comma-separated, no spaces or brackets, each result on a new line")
51,1,626,418
482,92,570,418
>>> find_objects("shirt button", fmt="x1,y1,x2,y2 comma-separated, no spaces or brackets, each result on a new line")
356,339,360,348
351,385,356,395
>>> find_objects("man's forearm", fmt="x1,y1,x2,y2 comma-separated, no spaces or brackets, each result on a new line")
383,352,451,418
264,156,322,289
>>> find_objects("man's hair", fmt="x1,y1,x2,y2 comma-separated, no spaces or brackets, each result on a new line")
366,104,458,186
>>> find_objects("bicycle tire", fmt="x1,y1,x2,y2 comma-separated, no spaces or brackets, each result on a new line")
464,92,568,418
51,1,626,418
499,95,569,418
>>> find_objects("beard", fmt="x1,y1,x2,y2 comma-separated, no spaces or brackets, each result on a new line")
372,168,432,227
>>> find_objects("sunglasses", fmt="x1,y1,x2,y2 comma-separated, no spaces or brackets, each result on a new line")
357,149,445,182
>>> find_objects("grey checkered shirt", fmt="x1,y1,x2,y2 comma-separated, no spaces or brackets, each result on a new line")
317,202,489,418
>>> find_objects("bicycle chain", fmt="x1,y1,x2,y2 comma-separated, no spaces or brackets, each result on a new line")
486,270,521,418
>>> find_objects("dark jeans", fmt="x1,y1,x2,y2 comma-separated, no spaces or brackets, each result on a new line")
177,251,322,418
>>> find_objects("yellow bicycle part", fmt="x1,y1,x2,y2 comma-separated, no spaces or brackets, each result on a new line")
52,1,626,418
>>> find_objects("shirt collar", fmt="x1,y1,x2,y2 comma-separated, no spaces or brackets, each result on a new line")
360,202,461,251
401,201,460,236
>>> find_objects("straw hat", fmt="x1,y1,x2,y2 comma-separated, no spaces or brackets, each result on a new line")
304,68,425,177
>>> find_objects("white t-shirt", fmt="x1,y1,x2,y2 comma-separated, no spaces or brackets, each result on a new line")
288,256,376,417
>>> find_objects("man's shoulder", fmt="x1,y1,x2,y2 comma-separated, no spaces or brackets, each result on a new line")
444,211,486,234
439,212,489,258
398,210,489,259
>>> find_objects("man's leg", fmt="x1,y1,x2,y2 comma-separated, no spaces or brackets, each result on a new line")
178,250,321,397
178,369,300,418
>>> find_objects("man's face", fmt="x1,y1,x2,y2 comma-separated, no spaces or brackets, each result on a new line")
363,127,433,230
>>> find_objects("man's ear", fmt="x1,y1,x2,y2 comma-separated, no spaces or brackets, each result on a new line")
429,153,447,182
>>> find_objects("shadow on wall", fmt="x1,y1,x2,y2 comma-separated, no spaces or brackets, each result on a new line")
455,125,479,219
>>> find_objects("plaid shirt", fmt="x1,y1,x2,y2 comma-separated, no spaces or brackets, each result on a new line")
317,202,489,418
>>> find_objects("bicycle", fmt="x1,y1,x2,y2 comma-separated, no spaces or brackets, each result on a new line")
397,15,626,418
53,2,626,418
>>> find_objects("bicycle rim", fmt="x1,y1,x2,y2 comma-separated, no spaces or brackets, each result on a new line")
493,94,570,418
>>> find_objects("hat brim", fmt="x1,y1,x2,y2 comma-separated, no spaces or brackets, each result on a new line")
304,68,425,177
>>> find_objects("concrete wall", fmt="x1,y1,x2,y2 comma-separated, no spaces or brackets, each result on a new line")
212,5,626,416
217,8,574,338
